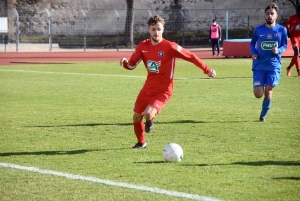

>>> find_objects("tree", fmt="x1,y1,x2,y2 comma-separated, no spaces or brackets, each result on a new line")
124,0,134,47
287,0,297,7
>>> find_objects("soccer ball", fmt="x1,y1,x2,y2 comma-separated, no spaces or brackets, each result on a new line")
162,143,183,162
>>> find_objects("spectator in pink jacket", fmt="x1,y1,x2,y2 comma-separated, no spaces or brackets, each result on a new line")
209,19,222,56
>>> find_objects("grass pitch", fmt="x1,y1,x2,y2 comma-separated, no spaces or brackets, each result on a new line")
0,58,299,201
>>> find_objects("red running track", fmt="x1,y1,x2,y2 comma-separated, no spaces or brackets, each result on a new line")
0,50,225,65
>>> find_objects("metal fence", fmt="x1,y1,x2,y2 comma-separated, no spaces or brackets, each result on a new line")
4,7,293,51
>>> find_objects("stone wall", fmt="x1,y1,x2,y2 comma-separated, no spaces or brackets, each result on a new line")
0,0,7,16
4,0,295,44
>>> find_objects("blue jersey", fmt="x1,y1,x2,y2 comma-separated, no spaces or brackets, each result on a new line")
250,23,288,72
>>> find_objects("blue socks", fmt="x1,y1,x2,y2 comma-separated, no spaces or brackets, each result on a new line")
260,98,272,118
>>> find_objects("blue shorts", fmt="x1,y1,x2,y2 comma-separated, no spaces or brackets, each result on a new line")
253,70,280,88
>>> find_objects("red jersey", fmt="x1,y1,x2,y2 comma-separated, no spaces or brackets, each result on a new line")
286,14,300,37
126,39,210,96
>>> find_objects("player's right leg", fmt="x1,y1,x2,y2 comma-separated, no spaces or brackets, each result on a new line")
212,40,216,56
286,57,294,76
286,48,295,76
253,71,265,99
253,70,266,121
259,71,279,122
132,112,147,149
289,38,300,76
292,45,300,76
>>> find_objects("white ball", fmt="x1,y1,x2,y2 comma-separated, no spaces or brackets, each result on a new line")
162,143,183,162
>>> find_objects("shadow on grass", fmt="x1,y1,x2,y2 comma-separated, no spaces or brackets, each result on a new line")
28,123,132,127
28,119,245,128
134,161,166,164
183,160,300,167
0,148,129,157
273,177,300,181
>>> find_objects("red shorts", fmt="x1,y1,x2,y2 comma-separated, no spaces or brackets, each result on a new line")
290,36,300,48
133,88,172,114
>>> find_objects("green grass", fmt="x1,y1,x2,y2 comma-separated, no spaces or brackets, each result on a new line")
0,58,299,201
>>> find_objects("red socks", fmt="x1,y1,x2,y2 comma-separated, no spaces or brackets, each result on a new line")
133,122,145,143
290,56,300,70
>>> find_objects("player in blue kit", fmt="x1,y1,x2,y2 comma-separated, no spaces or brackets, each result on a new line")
250,3,288,122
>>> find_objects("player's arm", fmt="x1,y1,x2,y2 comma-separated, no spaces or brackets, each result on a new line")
120,43,143,70
285,16,291,31
277,27,288,55
285,16,291,38
250,28,258,60
172,43,216,78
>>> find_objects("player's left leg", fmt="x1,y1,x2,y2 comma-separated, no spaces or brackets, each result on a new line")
144,92,171,133
296,38,300,76
292,45,300,76
286,55,295,76
216,39,220,56
259,85,274,122
144,105,157,133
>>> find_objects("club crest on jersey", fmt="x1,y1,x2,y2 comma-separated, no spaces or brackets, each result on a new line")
296,25,300,30
261,41,278,50
267,34,272,39
158,51,164,57
147,60,161,73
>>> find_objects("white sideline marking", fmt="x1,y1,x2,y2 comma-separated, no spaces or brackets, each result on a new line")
0,69,146,79
0,163,223,201
0,69,215,80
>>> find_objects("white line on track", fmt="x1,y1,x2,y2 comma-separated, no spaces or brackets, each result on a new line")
0,69,146,79
0,162,223,201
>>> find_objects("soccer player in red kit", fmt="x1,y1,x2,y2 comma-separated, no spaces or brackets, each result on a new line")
120,15,216,149
286,1,300,76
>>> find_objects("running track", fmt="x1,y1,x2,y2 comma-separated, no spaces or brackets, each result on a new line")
0,50,225,65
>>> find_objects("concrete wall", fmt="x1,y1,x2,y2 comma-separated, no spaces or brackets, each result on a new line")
4,0,295,41
0,0,7,16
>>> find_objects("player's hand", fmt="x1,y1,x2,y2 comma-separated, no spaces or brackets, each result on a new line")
120,57,128,67
272,47,278,54
207,69,216,78
251,54,257,60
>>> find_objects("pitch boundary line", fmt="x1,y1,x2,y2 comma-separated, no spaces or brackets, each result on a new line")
0,162,223,201
0,69,219,80
0,69,146,79
0,68,251,80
